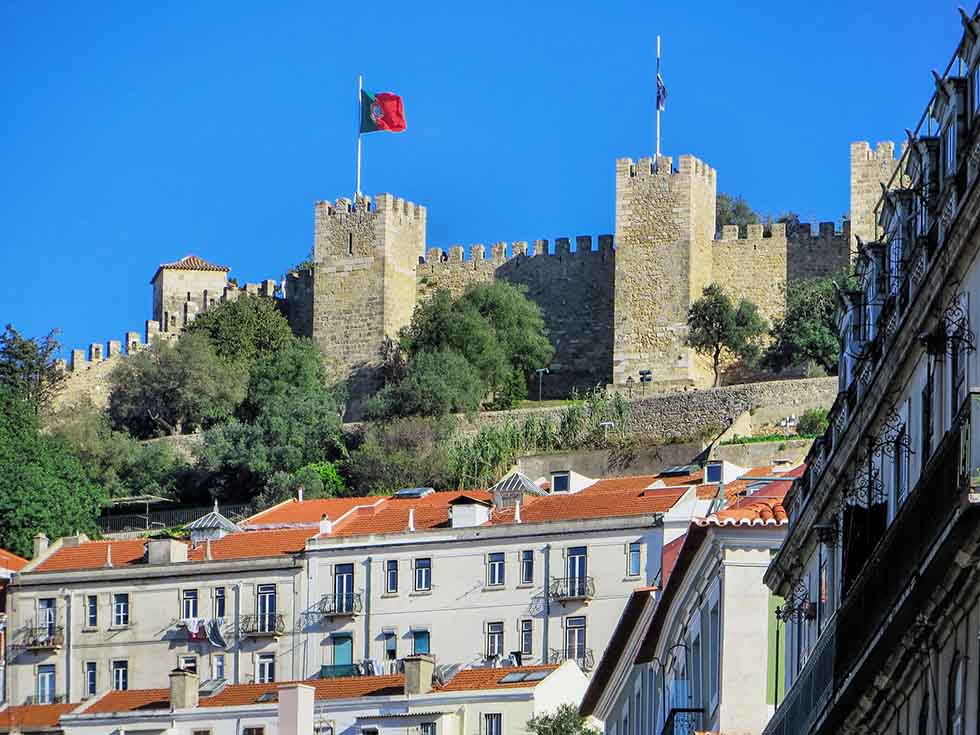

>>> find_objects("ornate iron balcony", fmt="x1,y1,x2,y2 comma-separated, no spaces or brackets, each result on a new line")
303,594,363,622
661,708,704,735
549,647,594,672
549,576,595,601
23,624,64,651
240,613,285,637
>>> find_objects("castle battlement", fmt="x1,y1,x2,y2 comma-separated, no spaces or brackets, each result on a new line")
714,220,851,243
314,194,426,224
418,235,615,269
852,140,899,163
616,154,717,182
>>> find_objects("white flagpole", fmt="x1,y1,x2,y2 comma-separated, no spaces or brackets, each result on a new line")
356,74,363,198
656,35,661,158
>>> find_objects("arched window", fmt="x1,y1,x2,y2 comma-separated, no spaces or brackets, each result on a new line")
948,654,965,735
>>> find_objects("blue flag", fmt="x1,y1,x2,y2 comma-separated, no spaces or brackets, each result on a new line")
656,68,667,112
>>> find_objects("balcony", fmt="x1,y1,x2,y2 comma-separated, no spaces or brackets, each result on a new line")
661,708,704,735
22,625,64,651
549,648,594,672
302,594,362,624
549,577,595,602
763,621,835,735
240,614,285,637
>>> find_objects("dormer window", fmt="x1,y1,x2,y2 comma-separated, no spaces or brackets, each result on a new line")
705,463,722,484
551,472,570,493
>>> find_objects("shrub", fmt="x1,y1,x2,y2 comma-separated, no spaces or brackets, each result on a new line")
797,408,829,436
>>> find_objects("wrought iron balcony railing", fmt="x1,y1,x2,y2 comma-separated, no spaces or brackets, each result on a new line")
23,624,64,651
302,594,363,623
549,648,595,671
240,613,285,636
661,708,704,735
549,576,595,601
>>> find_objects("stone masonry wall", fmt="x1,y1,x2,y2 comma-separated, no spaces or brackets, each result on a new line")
850,141,902,254
416,237,615,397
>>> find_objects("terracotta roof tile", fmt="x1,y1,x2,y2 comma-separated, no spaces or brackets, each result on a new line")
491,485,685,525
661,533,687,587
158,255,229,272
0,548,28,572
697,478,794,527
34,539,149,573
0,703,77,730
243,497,387,527
434,665,558,691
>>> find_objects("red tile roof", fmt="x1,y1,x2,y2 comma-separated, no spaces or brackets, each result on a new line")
158,255,229,273
0,703,77,730
0,548,28,572
244,497,387,527
84,667,557,714
661,533,687,587
697,466,802,527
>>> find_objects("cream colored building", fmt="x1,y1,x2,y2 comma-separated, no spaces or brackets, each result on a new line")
580,472,793,734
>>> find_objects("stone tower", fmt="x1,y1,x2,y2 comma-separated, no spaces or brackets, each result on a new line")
150,255,231,334
613,154,717,388
850,141,901,254
286,193,426,401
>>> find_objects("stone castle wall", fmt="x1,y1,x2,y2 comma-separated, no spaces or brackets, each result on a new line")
417,236,616,396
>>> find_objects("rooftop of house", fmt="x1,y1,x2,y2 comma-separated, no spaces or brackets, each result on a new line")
0,547,28,572
80,665,562,715
24,464,801,575
0,703,78,732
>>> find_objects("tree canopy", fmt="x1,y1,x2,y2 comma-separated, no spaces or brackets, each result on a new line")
0,386,105,557
526,704,602,735
764,275,847,375
716,192,759,237
186,294,294,367
686,284,767,387
0,324,66,415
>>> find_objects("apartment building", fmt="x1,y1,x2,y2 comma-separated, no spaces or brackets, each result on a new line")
4,462,782,705
0,549,27,706
764,9,980,735
579,472,793,735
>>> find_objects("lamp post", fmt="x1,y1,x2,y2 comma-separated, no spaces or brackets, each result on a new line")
625,375,634,399
535,367,549,402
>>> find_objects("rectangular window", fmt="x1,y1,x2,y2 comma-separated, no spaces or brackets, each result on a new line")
486,621,504,657
627,542,641,577
690,629,703,708
333,634,353,666
85,595,97,628
215,587,226,618
420,724,436,735
923,363,934,460
257,584,277,632
484,714,502,735
182,589,198,619
257,653,275,683
385,560,398,594
37,664,55,704
193,730,213,735
567,546,587,596
334,565,354,612
112,660,128,691
520,550,534,585
551,472,570,493
818,546,829,634
487,552,505,587
945,120,958,178
384,631,397,660
38,598,56,636
243,728,265,735
213,654,225,680
565,616,586,662
179,655,197,674
415,558,432,592
894,426,909,504
84,662,97,698
412,629,430,655
520,619,533,656
113,593,129,627
707,597,720,710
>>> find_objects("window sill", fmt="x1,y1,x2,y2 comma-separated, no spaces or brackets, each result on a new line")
380,593,399,599
516,583,535,589
108,625,131,631
409,590,432,597
622,575,642,582
482,585,507,592
81,627,98,633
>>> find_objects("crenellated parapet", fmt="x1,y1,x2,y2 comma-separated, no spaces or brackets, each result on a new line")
418,234,614,270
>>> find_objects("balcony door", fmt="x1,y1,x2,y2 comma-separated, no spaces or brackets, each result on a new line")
567,547,587,596
565,616,586,661
38,598,55,637
257,585,277,632
334,564,354,612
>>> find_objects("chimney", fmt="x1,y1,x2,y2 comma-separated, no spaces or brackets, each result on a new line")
408,508,416,532
403,654,435,695
169,667,199,710
278,684,314,735
205,539,213,561
105,545,113,568
148,538,188,565
319,514,332,536
32,533,49,560
297,486,304,503
514,501,522,524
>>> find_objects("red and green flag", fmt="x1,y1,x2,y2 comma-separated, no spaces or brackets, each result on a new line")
360,89,407,133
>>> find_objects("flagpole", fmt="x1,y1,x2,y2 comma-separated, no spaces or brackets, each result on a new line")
655,35,661,158
356,74,363,199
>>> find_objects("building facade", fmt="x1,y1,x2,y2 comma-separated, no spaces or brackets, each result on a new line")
580,475,792,735
764,9,980,735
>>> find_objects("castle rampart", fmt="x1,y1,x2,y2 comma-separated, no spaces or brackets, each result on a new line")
850,141,901,255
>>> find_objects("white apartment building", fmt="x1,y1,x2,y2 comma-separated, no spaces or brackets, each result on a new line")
5,462,780,706
580,471,795,735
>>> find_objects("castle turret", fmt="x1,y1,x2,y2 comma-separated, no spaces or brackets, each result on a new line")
150,255,231,334
850,141,901,255
299,193,427,402
613,153,717,388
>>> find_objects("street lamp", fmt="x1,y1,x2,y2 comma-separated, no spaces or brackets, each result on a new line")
639,369,653,396
535,367,550,402
625,375,634,399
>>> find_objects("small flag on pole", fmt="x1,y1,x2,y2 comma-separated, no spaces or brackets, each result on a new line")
360,89,407,133
656,66,667,112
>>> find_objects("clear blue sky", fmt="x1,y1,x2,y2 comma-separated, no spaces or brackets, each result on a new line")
0,1,965,356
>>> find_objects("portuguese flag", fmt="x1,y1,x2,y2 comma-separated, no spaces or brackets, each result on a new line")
360,89,407,133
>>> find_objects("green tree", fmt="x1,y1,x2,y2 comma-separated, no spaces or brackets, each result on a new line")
344,418,454,496
0,324,67,415
526,704,602,735
716,192,759,237
764,275,847,375
195,340,344,501
107,332,248,438
186,295,294,367
686,284,767,387
0,386,105,557
797,407,829,436
365,349,486,419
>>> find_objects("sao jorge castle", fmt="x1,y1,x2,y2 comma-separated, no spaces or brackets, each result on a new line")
59,142,900,406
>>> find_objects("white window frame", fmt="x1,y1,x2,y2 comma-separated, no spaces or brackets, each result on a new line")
627,542,642,577
113,593,130,627
484,713,502,735
214,587,226,618
486,621,504,658
705,581,721,713
85,595,98,629
181,589,198,619
414,558,432,592
519,619,533,656
487,553,505,587
112,660,128,691
257,653,275,684
520,550,534,585
179,655,197,674
551,472,571,493
37,664,55,704
213,654,225,681
84,661,97,698
385,560,398,594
